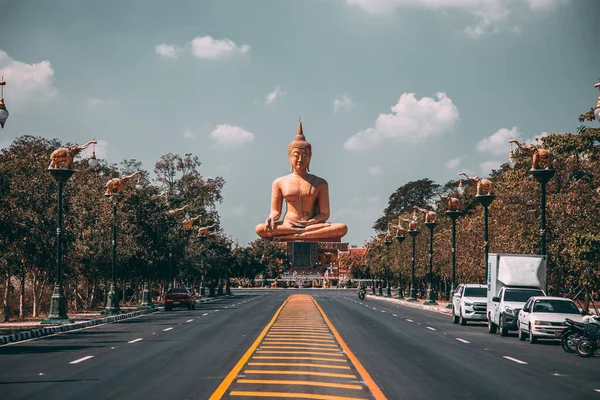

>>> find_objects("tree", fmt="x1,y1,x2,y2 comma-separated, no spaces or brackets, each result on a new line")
373,178,441,232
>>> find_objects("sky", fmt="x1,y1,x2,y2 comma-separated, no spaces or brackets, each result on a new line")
1,0,599,247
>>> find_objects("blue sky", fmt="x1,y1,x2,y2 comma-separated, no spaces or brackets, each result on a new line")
1,0,599,246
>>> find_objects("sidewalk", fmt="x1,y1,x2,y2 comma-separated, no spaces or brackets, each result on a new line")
365,293,453,315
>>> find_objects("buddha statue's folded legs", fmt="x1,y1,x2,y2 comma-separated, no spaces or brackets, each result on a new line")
255,221,348,240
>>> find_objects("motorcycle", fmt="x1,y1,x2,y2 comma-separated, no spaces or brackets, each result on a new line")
358,287,366,301
576,317,600,357
561,318,588,353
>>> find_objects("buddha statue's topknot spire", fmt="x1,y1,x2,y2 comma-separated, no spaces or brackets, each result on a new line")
288,119,311,155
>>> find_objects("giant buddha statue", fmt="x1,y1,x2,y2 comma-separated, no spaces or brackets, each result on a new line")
255,121,348,241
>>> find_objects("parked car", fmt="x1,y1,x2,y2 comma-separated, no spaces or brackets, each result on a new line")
517,296,582,343
452,284,488,325
164,287,196,311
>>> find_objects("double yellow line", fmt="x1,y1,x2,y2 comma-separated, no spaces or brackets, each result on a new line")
209,294,386,400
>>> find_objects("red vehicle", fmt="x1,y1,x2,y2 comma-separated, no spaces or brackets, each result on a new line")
164,288,196,311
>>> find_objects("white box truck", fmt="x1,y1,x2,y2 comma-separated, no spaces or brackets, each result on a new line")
487,254,547,336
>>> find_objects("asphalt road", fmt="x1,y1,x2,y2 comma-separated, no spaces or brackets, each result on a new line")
0,289,599,399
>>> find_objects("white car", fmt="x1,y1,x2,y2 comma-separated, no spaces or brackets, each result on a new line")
452,284,488,325
517,296,582,343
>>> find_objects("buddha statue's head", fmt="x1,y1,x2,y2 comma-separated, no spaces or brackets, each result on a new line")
288,121,312,173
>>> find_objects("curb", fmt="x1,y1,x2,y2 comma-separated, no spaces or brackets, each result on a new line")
366,294,453,315
0,307,159,345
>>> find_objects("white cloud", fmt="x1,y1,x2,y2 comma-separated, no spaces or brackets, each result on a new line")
0,49,57,108
344,92,459,150
368,166,384,175
87,98,119,107
446,157,464,169
209,124,255,148
526,0,568,11
183,129,195,139
80,139,110,161
334,94,355,114
331,194,385,224
345,0,566,38
480,160,503,174
265,86,284,104
476,127,550,155
155,44,180,59
476,126,521,155
190,36,249,59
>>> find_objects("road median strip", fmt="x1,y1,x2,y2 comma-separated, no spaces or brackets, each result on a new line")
0,307,159,345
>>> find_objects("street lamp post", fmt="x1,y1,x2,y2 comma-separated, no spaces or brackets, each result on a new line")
445,209,463,309
384,235,392,297
103,193,124,315
407,213,420,302
460,172,495,279
42,169,75,324
0,77,9,128
508,140,555,257
102,170,141,314
394,230,406,299
423,220,439,305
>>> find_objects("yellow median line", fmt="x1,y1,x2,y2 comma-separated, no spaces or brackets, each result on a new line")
235,379,363,390
208,296,291,400
252,356,348,362
247,362,350,370
229,391,367,400
243,370,356,379
312,296,387,400
255,350,344,356
263,338,336,343
259,343,339,348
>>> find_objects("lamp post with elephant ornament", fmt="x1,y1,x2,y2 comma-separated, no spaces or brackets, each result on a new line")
43,140,98,324
102,171,142,314
459,172,495,280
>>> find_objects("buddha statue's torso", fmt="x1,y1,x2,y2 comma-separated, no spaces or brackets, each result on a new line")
278,173,326,223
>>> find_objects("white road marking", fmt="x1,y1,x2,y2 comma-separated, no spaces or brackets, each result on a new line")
392,314,398,317
456,338,470,344
186,319,194,322
202,313,209,316
426,327,437,331
406,319,414,323
39,373,44,376
163,327,173,331
594,389,600,393
111,347,116,349
381,311,386,313
128,338,143,343
503,356,527,365
70,356,94,364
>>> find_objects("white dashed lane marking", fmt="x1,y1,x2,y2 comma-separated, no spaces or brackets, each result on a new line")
163,327,174,331
69,356,94,364
392,314,398,317
503,356,527,365
128,338,143,343
406,319,414,323
426,327,436,331
202,313,209,316
186,319,194,323
456,338,470,344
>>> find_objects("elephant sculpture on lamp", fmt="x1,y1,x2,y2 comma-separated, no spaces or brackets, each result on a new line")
508,139,555,170
435,192,460,211
403,218,418,231
167,205,189,217
183,215,202,230
105,171,142,195
197,224,216,237
459,172,493,196
388,220,406,237
49,140,97,170
414,206,437,223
